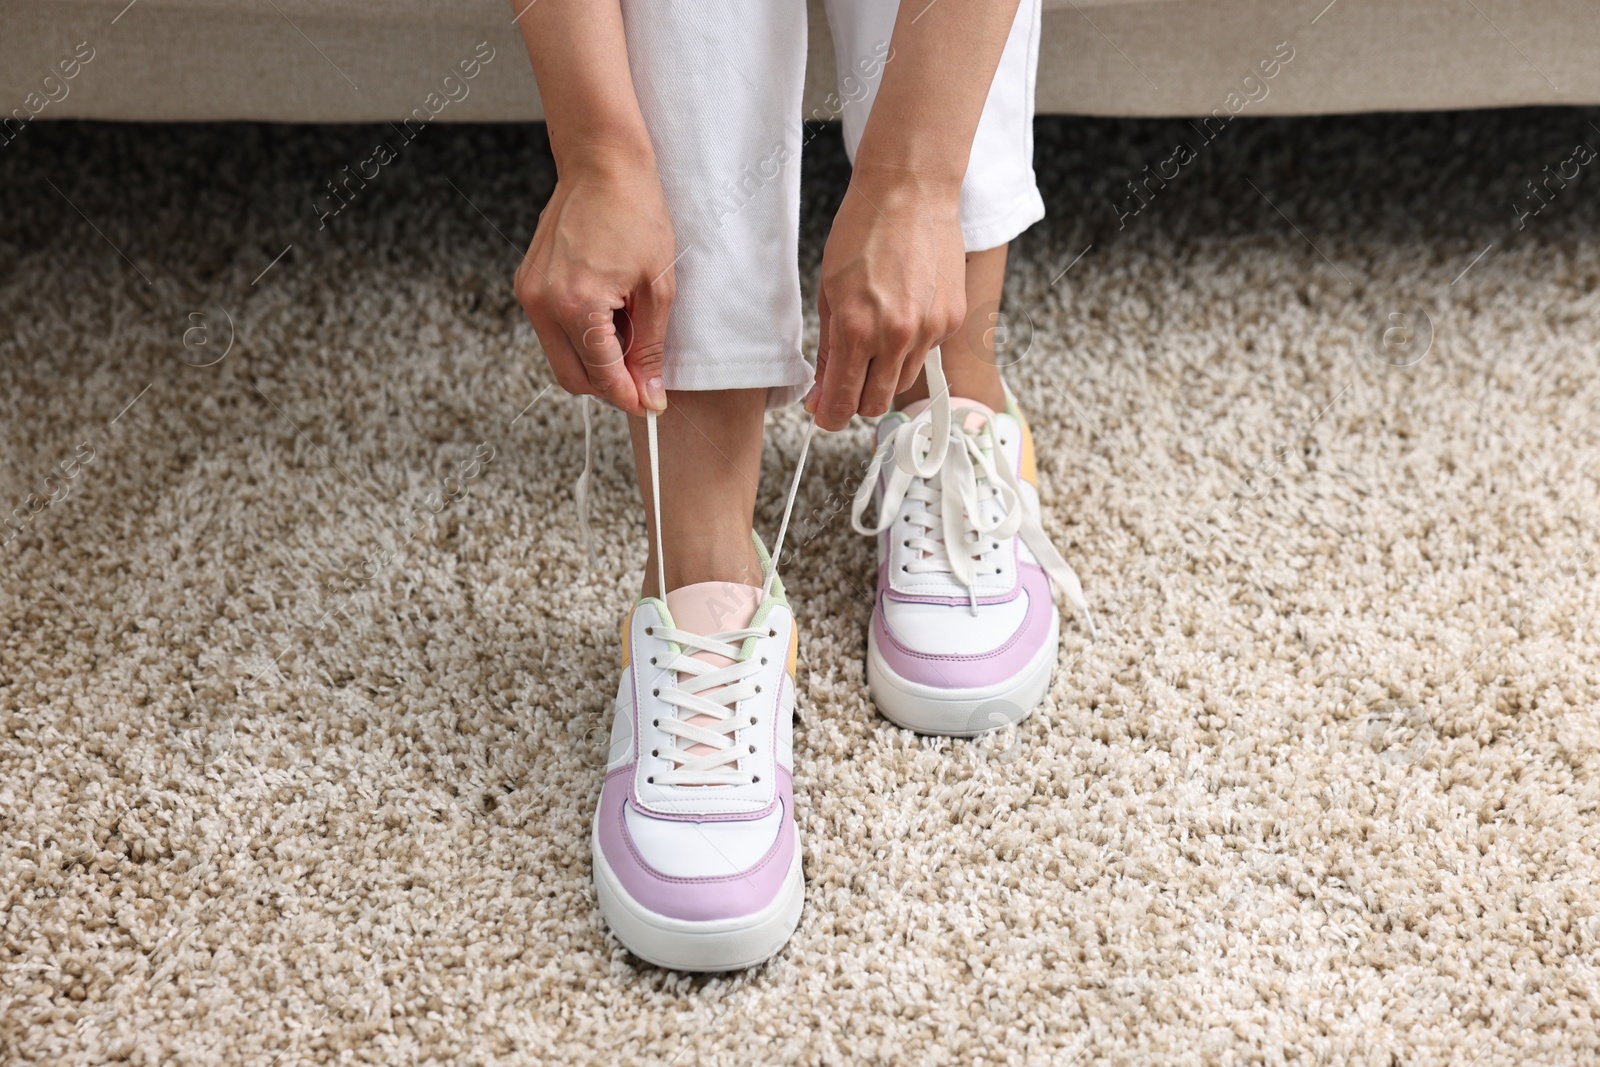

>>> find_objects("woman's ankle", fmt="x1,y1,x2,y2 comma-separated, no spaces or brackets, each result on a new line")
640,536,765,599
628,387,768,599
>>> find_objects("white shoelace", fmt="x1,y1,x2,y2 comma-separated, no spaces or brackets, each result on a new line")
644,621,774,786
850,348,1096,636
575,398,814,787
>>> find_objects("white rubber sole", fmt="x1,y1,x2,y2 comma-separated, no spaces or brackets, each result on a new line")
592,825,805,972
867,611,1061,736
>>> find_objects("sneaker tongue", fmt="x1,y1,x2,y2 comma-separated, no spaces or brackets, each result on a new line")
665,582,761,656
662,582,763,769
898,396,994,432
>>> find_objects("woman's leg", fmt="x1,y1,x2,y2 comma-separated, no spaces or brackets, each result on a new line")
589,0,811,974
823,0,1089,738
619,0,812,595
628,390,767,596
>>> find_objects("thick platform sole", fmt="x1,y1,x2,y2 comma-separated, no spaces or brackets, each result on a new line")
591,825,804,972
867,611,1061,737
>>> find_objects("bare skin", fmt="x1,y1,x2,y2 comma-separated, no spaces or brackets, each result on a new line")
894,244,1009,411
628,251,1007,599
510,0,1023,596
509,0,670,416
629,390,767,597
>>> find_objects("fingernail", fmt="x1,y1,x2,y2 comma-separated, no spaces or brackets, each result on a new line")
803,388,816,414
644,376,667,412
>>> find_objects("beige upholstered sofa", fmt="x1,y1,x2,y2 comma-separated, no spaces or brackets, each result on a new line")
5,0,1596,126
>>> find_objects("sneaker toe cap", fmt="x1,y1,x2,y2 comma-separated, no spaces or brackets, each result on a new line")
875,567,1057,691
596,770,796,923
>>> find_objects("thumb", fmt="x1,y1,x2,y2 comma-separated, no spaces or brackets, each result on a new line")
626,277,672,413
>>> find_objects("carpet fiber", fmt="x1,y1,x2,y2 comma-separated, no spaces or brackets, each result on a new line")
3,109,1599,1065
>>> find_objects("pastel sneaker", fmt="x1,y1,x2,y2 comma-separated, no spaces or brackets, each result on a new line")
851,354,1094,736
578,400,814,969
591,547,804,970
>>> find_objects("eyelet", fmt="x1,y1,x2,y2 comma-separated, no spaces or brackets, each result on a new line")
645,626,653,635
902,539,911,547
901,565,909,572
760,656,768,666
649,656,657,665
751,775,761,783
652,688,660,697
647,776,655,784
768,629,776,638
754,685,762,694
749,716,758,726
652,719,659,727
995,567,1003,575
651,749,659,757
748,744,757,753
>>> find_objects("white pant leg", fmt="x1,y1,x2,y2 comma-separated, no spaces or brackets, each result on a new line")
621,0,812,407
821,0,1046,252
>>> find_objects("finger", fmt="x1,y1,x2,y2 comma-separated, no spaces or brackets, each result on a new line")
860,352,905,418
535,318,599,399
625,275,673,413
517,277,595,398
899,295,961,397
895,345,929,395
807,286,832,417
813,304,870,432
558,301,647,416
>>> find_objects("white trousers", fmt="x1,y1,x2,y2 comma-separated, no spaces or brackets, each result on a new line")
621,0,1045,407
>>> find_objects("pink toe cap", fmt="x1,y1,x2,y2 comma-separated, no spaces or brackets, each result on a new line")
595,767,797,922
874,564,1055,691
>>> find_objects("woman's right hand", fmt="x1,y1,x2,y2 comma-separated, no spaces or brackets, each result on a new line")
514,147,677,415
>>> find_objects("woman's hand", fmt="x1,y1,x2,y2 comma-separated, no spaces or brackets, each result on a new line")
810,169,967,431
514,148,677,416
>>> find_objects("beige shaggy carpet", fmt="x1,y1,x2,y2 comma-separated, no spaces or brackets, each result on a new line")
4,108,1600,1065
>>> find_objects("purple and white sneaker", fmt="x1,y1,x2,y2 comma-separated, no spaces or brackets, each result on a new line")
589,413,811,971
851,352,1095,736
